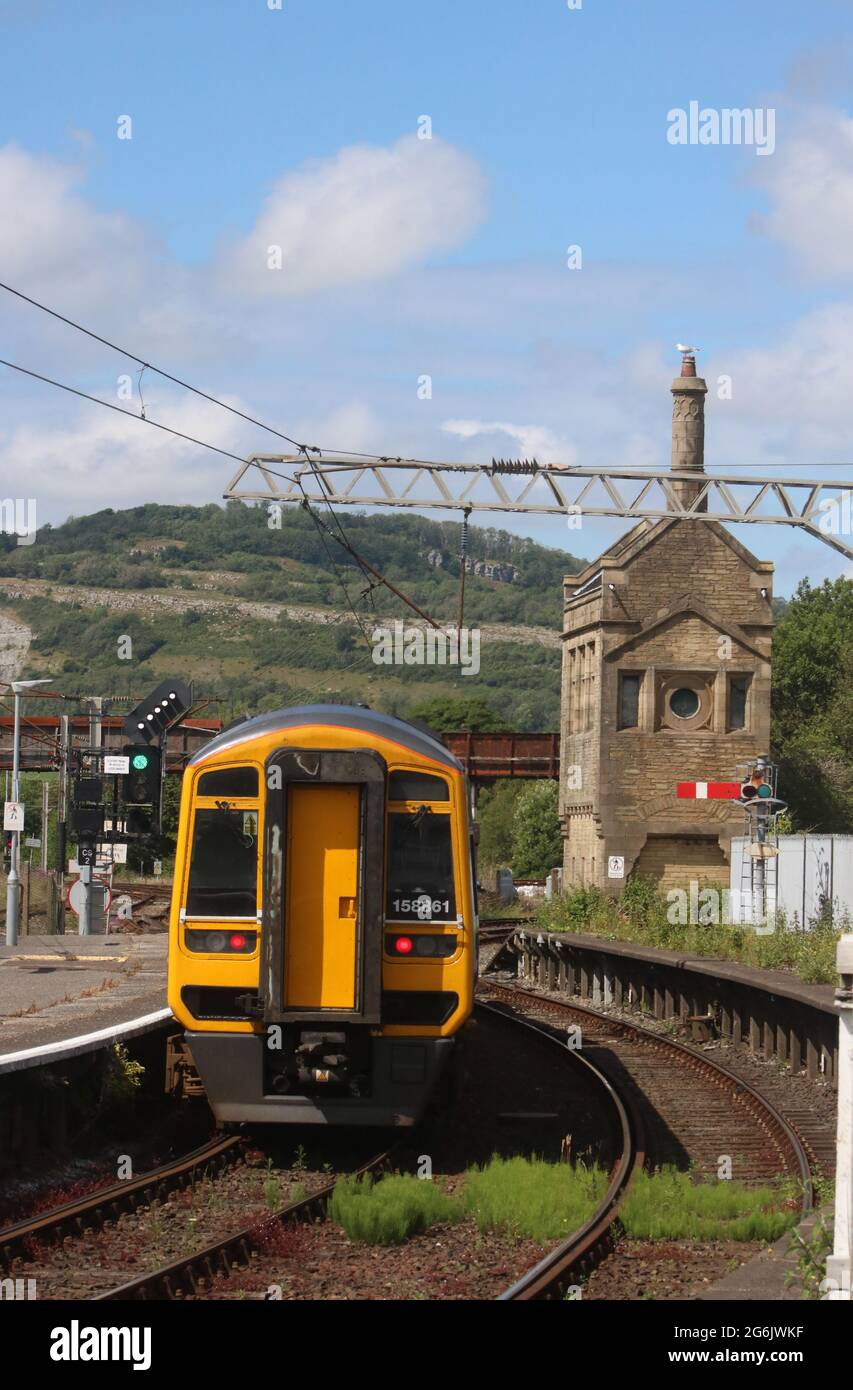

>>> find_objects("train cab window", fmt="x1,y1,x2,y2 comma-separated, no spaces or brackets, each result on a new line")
388,771,449,802
186,806,258,918
386,807,456,922
197,767,258,798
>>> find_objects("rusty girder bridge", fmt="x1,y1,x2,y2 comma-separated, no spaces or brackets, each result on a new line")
0,718,560,783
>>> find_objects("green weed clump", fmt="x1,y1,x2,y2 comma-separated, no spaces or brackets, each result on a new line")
328,1173,461,1245
619,1168,799,1243
329,1159,798,1251
463,1155,608,1245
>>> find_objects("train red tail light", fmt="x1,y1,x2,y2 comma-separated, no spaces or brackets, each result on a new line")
186,930,257,954
385,934,458,958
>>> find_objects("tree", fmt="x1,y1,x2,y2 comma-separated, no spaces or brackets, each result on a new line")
771,577,853,830
476,781,524,867
408,695,509,733
510,781,562,877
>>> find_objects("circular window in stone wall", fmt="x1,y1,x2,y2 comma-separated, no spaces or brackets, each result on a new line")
658,674,713,731
669,687,700,720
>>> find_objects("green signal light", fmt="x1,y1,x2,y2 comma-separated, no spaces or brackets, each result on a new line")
132,753,150,770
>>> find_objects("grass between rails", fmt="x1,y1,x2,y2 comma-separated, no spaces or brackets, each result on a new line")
535,877,845,985
328,1158,800,1247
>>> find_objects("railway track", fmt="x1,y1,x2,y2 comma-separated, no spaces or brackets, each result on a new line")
479,977,815,1299
477,997,643,1300
0,1133,242,1271
2,970,817,1301
479,916,531,942
96,998,638,1302
96,1146,398,1301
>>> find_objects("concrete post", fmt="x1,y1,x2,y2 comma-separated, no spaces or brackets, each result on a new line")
827,934,853,1299
4,689,22,945
78,863,92,938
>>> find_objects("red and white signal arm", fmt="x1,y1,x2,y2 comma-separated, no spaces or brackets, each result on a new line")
677,782,741,800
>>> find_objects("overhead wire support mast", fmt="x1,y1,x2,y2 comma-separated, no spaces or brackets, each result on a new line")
224,455,853,564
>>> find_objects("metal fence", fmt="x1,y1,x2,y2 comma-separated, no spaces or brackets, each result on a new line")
730,834,853,927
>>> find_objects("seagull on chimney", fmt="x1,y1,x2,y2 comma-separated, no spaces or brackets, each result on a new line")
676,344,699,354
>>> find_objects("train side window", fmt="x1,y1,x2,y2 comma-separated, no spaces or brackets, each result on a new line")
186,807,258,918
197,767,258,798
388,771,449,802
386,808,456,921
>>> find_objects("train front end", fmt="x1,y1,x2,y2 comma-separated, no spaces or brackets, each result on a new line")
166,705,477,1127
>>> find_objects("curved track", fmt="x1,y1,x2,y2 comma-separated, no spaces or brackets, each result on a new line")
480,977,815,1299
99,999,641,1302
476,998,643,1300
3,966,815,1301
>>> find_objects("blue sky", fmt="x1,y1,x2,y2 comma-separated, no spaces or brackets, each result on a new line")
3,0,853,594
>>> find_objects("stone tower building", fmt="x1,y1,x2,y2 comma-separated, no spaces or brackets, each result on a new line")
559,353,773,894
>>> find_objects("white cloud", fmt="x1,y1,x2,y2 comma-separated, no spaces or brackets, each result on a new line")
221,134,487,296
753,104,853,280
0,144,154,310
0,391,247,518
441,418,576,464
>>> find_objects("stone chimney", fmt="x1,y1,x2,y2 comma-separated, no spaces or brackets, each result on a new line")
670,349,708,511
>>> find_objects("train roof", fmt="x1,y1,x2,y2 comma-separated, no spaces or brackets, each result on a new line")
186,703,462,771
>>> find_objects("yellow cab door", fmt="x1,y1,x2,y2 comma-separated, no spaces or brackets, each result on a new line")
284,784,359,1009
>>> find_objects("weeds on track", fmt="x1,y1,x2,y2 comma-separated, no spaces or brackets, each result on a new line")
618,1167,800,1242
328,1157,800,1248
463,1155,606,1243
329,1173,461,1245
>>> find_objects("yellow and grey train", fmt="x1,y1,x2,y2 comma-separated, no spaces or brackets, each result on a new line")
167,704,478,1126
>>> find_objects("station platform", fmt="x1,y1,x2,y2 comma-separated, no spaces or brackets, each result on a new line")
0,935,170,1074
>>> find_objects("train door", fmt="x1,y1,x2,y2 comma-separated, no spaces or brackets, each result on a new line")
262,747,385,1026
283,784,359,1010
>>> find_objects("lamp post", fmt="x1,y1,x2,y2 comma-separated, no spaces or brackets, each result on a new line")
4,679,53,945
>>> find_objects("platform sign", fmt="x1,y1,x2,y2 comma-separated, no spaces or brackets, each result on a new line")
3,801,24,832
97,842,128,864
607,856,625,879
104,754,130,776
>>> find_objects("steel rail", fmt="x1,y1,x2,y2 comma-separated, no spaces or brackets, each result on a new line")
481,978,814,1299
96,1146,397,1301
0,1133,242,1270
475,998,644,1302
